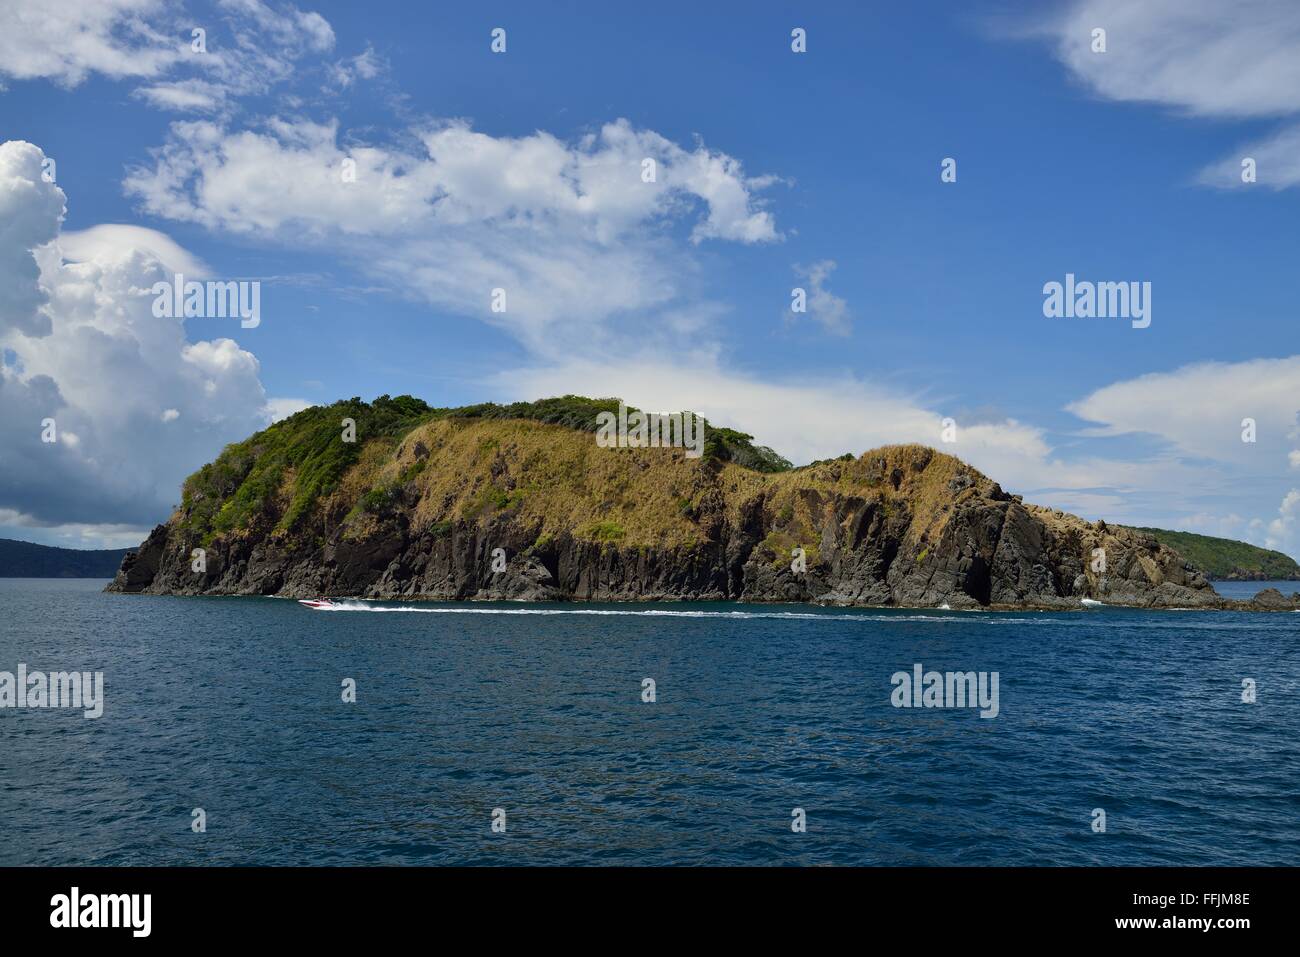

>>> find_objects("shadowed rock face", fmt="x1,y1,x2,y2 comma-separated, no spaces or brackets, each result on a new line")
107,415,1295,611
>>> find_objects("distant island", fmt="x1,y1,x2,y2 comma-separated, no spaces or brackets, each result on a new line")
1122,527,1299,581
107,395,1300,611
1,538,132,578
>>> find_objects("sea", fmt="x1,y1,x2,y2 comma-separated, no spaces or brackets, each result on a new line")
1,577,1296,866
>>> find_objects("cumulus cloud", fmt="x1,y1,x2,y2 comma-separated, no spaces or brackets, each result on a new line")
124,116,781,354
59,223,212,277
0,142,65,336
0,140,287,543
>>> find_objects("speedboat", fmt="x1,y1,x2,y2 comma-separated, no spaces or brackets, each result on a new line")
298,598,339,610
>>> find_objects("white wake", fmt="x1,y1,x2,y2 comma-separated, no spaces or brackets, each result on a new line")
303,602,1045,624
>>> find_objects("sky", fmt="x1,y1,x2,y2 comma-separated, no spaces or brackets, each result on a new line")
1,0,1299,557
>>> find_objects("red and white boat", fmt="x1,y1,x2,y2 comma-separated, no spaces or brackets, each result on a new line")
297,598,340,610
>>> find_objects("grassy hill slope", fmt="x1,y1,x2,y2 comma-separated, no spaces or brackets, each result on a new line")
176,394,793,547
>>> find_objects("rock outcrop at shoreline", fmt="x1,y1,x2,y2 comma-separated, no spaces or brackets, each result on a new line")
107,396,1300,611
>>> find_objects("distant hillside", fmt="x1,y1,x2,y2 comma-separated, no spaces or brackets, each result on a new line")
1130,528,1300,580
0,538,133,578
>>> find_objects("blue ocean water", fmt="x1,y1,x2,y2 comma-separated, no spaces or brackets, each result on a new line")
0,578,1296,866
1209,579,1299,600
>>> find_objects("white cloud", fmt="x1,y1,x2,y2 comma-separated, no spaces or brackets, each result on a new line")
1066,357,1300,463
0,0,338,113
59,223,212,277
1066,356,1300,557
0,508,162,549
134,78,229,113
327,46,382,88
1045,0,1300,119
125,117,780,243
225,0,334,53
792,260,850,335
0,140,274,533
124,116,781,354
0,140,66,337
1266,488,1300,553
1177,512,1255,540
0,0,181,86
262,396,313,422
1196,123,1300,190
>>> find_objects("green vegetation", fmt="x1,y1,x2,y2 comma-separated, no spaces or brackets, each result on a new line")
181,394,435,542
441,395,793,473
801,452,857,469
359,485,401,515
582,520,626,542
703,426,792,473
1129,527,1299,580
397,458,427,483
463,483,524,519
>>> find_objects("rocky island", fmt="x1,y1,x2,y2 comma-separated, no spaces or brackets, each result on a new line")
108,395,1300,611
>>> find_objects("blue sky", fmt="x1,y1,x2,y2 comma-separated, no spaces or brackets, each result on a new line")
2,0,1300,556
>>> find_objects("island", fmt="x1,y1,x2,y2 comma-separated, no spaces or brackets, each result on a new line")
107,395,1300,611
1,539,132,578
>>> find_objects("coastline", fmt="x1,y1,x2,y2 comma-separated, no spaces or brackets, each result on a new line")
104,585,1300,613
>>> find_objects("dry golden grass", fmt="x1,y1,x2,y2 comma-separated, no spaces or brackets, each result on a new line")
321,420,998,551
